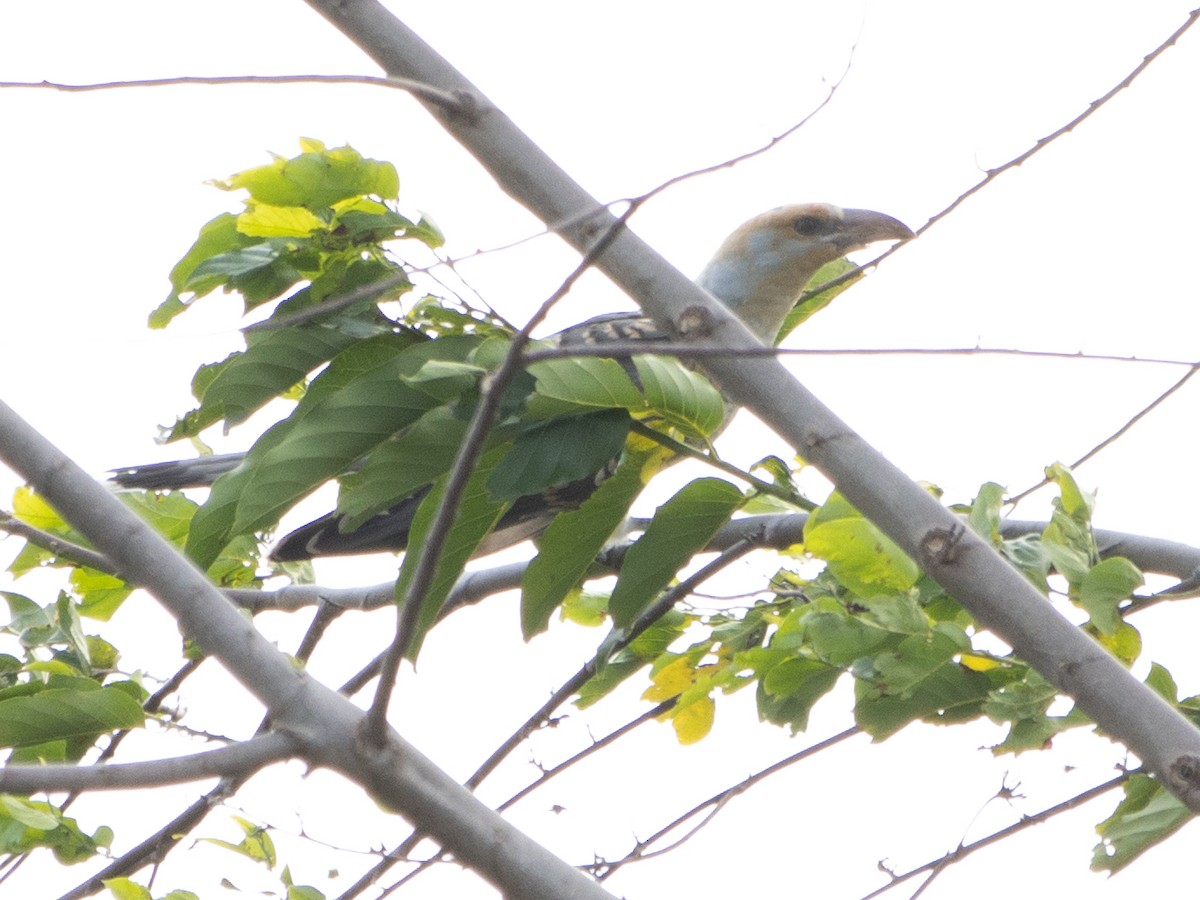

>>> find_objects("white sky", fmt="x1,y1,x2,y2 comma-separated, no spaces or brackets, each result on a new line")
3,1,1200,898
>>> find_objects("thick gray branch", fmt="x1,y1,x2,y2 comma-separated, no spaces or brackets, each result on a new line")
302,0,1200,808
0,400,615,900
0,733,297,794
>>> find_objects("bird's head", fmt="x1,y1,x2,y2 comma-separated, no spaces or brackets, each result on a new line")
696,203,914,342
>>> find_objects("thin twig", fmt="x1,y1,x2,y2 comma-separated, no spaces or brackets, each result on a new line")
596,727,861,880
857,774,1127,899
0,510,117,575
0,73,468,112
627,420,815,511
1008,364,1200,504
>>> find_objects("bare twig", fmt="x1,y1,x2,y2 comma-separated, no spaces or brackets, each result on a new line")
1008,364,1200,504
597,726,861,880
857,775,1127,899
0,73,468,112
0,510,117,574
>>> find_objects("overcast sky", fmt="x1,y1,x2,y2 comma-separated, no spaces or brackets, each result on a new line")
3,2,1200,898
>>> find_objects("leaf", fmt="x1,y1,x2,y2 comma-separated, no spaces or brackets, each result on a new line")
1045,461,1095,520
1145,662,1178,703
486,409,630,502
671,693,715,744
0,686,144,748
71,568,133,622
521,446,664,638
204,815,277,867
216,142,400,209
632,354,726,439
776,257,862,343
526,356,644,417
967,482,1005,543
151,213,253,327
395,446,513,659
238,203,326,238
102,879,153,900
191,325,361,430
0,796,108,863
1079,557,1143,635
755,654,842,733
1092,774,1191,873
608,478,744,628
336,405,470,529
560,590,609,627
854,651,992,739
804,492,920,596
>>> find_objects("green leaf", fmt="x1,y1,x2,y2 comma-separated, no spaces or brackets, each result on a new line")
216,142,400,209
487,409,630,502
854,651,992,739
1092,774,1191,873
337,405,469,530
71,569,132,622
151,213,252,327
1145,662,1178,703
395,446,512,658
0,686,144,748
804,493,920,596
103,878,153,900
801,611,892,667
204,815,277,868
609,478,744,628
560,590,609,627
1079,557,1143,635
756,655,842,733
632,354,726,438
0,796,107,863
190,326,361,430
967,482,1005,543
1045,461,1095,520
522,446,663,638
776,257,861,343
526,356,644,417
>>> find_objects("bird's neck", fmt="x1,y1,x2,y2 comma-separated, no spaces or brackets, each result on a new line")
696,252,820,345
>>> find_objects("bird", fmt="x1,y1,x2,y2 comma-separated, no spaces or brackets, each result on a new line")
111,203,913,561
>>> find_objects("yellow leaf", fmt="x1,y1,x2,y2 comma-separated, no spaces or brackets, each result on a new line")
672,695,715,744
642,656,694,702
959,653,1001,672
238,203,325,238
12,486,65,531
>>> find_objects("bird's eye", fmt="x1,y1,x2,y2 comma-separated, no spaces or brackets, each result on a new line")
792,214,829,236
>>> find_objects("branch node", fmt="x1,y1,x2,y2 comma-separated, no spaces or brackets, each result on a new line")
674,304,717,339
1168,754,1200,797
450,88,482,123
920,522,966,566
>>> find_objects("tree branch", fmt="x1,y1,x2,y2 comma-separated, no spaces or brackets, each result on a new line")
0,733,296,794
0,74,468,112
